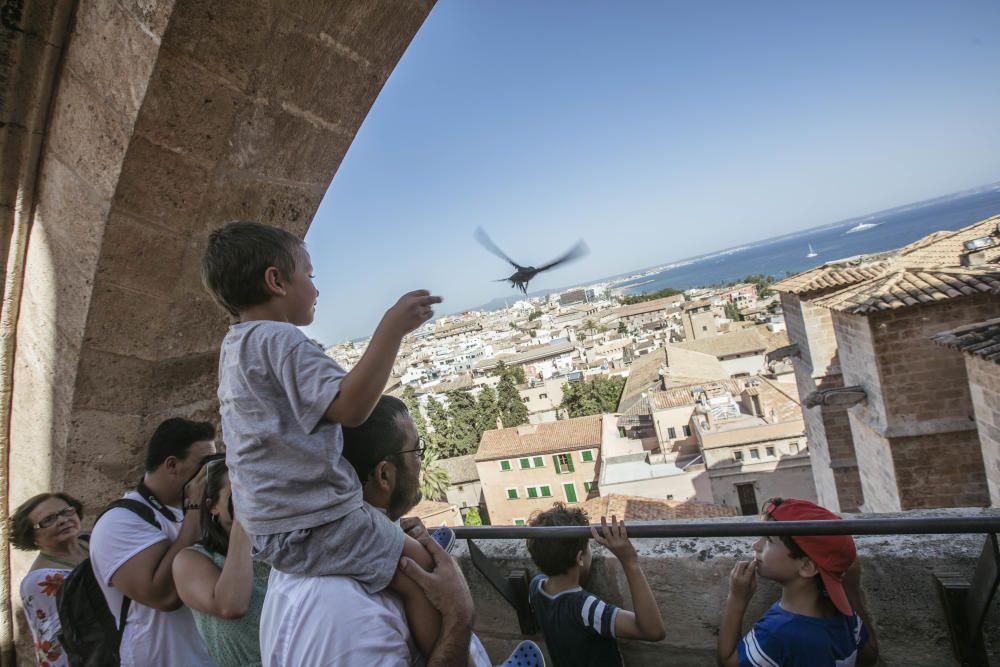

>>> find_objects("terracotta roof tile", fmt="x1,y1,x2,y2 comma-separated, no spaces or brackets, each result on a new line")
474,414,602,462
647,379,745,410
672,328,768,358
931,317,1000,364
811,267,1000,313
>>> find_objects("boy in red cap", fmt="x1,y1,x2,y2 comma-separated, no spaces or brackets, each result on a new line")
718,497,879,667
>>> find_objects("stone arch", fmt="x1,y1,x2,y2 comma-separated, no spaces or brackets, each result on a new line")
1,1,433,660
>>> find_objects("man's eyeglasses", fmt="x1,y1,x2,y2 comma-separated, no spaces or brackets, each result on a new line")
392,437,426,461
33,506,77,530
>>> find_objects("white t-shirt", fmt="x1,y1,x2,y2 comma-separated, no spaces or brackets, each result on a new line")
89,491,215,667
260,569,492,667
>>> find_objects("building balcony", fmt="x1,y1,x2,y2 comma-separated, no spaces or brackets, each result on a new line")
454,508,1000,666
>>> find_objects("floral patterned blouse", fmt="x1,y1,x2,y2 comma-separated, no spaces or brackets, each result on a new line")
20,567,70,667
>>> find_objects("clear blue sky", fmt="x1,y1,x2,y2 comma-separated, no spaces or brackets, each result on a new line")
304,0,1000,344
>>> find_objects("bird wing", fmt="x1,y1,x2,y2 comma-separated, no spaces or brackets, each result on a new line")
537,240,589,272
474,227,521,269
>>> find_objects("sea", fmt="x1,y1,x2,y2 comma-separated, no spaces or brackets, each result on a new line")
617,184,1000,296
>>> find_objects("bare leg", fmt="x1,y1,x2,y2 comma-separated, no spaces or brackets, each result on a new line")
390,534,444,660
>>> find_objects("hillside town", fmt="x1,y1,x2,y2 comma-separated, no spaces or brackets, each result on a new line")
323,215,1000,528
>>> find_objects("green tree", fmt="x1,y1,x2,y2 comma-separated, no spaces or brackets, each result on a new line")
724,302,743,322
528,310,543,321
401,385,433,448
493,360,526,385
620,287,682,306
419,448,450,501
617,321,628,335
425,396,451,453
463,507,483,526
475,385,501,443
445,390,479,455
560,376,626,417
497,373,529,428
582,319,598,338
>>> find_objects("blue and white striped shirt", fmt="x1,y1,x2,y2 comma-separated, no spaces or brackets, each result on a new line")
528,574,622,667
739,602,868,667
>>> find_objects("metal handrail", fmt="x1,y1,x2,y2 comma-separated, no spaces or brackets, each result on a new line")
453,515,1000,539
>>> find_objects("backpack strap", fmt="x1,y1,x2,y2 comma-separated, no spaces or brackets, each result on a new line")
95,498,163,635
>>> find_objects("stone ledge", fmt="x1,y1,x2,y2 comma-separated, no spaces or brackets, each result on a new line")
455,508,1000,666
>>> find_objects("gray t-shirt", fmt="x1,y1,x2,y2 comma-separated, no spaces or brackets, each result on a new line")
218,320,359,536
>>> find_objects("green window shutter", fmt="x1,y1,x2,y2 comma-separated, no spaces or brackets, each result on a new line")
527,487,538,499
584,482,592,493
533,456,544,468
507,488,518,500
519,458,530,469
500,460,511,471
581,450,594,462
514,519,525,526
541,485,551,497
566,455,575,473
563,483,578,503
552,455,562,474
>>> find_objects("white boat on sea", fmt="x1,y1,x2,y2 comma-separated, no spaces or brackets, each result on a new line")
806,244,818,258
846,222,879,234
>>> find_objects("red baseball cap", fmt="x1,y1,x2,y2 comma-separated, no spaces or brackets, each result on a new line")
763,498,856,616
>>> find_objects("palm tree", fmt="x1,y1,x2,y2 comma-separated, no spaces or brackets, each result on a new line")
420,448,450,501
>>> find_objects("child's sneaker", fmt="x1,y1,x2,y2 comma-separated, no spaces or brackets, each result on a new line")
498,640,544,667
430,526,456,554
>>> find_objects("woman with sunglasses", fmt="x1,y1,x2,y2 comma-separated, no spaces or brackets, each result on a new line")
173,457,269,667
10,492,88,666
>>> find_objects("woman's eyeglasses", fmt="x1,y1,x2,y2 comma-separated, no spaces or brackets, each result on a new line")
33,506,77,530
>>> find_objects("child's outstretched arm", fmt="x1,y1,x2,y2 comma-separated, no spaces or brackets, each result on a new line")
326,290,442,426
718,559,757,667
591,515,666,642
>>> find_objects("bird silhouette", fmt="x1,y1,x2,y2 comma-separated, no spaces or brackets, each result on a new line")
474,227,589,295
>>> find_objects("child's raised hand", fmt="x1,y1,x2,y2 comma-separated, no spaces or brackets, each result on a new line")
591,515,638,565
382,290,443,337
728,560,757,602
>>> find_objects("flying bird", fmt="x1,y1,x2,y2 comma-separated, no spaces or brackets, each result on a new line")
474,227,589,295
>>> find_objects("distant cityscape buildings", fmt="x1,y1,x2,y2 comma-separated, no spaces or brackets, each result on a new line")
327,215,1000,525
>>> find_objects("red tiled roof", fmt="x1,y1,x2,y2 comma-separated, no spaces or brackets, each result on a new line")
931,316,1000,365
474,414,602,462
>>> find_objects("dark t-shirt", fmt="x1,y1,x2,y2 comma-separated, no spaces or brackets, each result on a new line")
528,574,622,667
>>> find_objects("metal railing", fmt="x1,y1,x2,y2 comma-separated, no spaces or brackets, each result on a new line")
454,514,1000,665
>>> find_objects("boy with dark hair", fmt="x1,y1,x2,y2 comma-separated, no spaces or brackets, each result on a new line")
526,504,665,667
201,221,452,661
718,497,879,667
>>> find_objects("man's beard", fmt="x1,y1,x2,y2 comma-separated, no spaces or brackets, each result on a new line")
387,475,422,521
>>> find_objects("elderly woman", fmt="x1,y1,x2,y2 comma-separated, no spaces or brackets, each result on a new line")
10,492,88,667
173,457,268,667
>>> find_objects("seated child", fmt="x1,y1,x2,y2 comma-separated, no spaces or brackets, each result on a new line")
201,221,445,658
718,497,880,667
526,504,665,667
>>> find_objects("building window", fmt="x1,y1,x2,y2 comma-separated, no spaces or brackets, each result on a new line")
580,450,594,462
499,460,511,471
790,442,800,453
563,482,578,503
526,485,552,498
514,519,526,526
539,393,547,399
519,458,531,469
522,397,530,403
683,425,691,437
533,456,545,468
583,482,594,493
734,450,744,462
667,427,677,439
506,488,518,500
750,448,760,460
618,427,626,438
553,453,575,474
766,446,775,457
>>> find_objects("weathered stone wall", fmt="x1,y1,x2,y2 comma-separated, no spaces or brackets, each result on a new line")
3,1,435,661
461,509,1000,667
782,292,862,512
966,356,1000,506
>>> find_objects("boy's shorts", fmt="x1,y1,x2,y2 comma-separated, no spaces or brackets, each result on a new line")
249,502,406,594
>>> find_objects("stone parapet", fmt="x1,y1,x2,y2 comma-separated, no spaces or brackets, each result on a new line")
458,509,1000,666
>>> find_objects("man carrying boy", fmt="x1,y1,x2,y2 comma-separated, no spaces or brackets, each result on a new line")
526,504,666,666
201,222,450,662
718,497,879,667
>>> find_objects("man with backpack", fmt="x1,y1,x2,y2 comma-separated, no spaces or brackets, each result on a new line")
86,417,218,666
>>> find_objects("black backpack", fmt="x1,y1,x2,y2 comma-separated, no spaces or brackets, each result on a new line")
57,499,160,667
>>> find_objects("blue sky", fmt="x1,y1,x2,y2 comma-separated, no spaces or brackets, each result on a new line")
304,0,1000,344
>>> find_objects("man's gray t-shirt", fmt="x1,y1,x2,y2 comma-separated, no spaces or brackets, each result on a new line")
219,320,359,536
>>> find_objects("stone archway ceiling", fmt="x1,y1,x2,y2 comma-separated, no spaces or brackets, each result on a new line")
9,0,435,510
